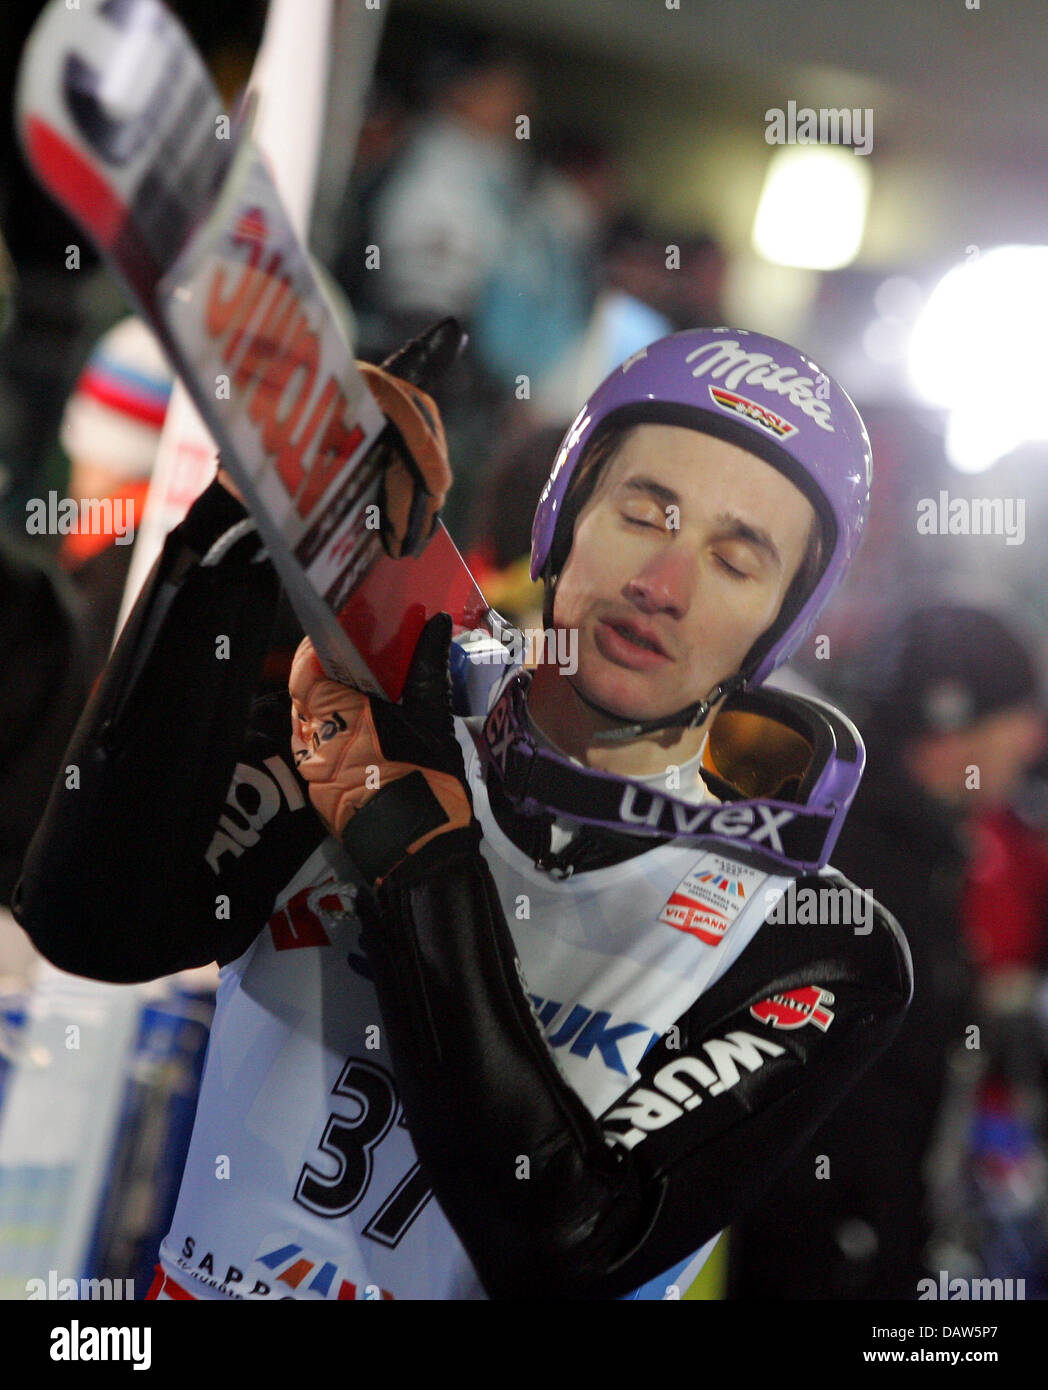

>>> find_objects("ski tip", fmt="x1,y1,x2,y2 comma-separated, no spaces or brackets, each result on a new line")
382,318,468,390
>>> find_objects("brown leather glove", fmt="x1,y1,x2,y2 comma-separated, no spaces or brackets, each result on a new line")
290,613,475,883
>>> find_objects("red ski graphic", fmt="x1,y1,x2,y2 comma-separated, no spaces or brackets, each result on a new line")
17,0,494,700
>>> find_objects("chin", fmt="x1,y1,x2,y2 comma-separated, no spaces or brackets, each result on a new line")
571,666,676,726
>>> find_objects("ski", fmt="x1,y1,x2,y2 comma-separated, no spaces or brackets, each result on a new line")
16,0,492,699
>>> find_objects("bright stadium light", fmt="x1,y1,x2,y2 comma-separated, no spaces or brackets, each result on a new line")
752,146,871,271
908,245,1048,472
943,405,1026,476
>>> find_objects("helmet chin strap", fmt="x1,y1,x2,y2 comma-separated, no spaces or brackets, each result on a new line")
565,671,747,743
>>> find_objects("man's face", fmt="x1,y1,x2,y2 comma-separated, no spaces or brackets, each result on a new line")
975,704,1046,802
912,703,1046,809
552,424,817,725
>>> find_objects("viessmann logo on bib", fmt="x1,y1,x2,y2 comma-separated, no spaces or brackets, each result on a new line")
659,853,768,946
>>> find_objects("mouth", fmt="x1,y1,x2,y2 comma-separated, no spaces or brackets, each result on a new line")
595,618,672,669
606,617,668,655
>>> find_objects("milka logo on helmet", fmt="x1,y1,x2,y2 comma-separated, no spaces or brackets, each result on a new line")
707,387,799,441
618,784,794,852
685,341,835,433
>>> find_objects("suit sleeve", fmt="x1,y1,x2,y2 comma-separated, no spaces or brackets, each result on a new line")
0,537,90,904
363,841,913,1300
13,480,325,982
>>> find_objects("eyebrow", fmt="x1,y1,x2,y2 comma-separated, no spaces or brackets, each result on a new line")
618,476,783,570
713,513,783,570
620,475,679,507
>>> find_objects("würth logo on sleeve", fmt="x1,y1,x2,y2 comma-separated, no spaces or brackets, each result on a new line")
750,985,835,1031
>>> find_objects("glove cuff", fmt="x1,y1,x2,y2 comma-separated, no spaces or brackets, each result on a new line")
341,770,475,884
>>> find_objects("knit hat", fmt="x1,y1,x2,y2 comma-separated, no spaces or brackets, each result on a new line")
60,316,173,480
866,603,1041,739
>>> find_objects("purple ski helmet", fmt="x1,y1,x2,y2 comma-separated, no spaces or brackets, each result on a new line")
530,327,872,689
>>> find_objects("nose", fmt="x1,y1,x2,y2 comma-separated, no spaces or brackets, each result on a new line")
624,545,693,619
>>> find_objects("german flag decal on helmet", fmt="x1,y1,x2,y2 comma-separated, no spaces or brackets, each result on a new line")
708,385,799,441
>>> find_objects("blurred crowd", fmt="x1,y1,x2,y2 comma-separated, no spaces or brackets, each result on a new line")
4,25,1048,1303
333,34,727,544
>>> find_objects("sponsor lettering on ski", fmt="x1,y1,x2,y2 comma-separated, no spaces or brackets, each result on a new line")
205,208,370,521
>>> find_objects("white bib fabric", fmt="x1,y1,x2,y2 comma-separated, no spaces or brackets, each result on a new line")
159,722,789,1300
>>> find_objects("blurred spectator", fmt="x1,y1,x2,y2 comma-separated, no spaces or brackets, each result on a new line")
473,133,620,402
0,317,169,911
331,81,413,356
953,769,1048,1294
57,316,172,673
597,222,727,336
536,214,674,422
659,232,728,331
367,39,533,339
353,39,538,541
964,798,1048,989
0,229,89,911
464,422,567,629
730,601,1045,1299
533,217,727,425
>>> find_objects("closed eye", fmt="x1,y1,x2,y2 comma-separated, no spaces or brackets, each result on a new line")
715,554,748,580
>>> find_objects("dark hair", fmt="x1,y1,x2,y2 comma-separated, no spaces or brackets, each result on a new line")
544,425,626,581
470,423,570,570
543,423,827,661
